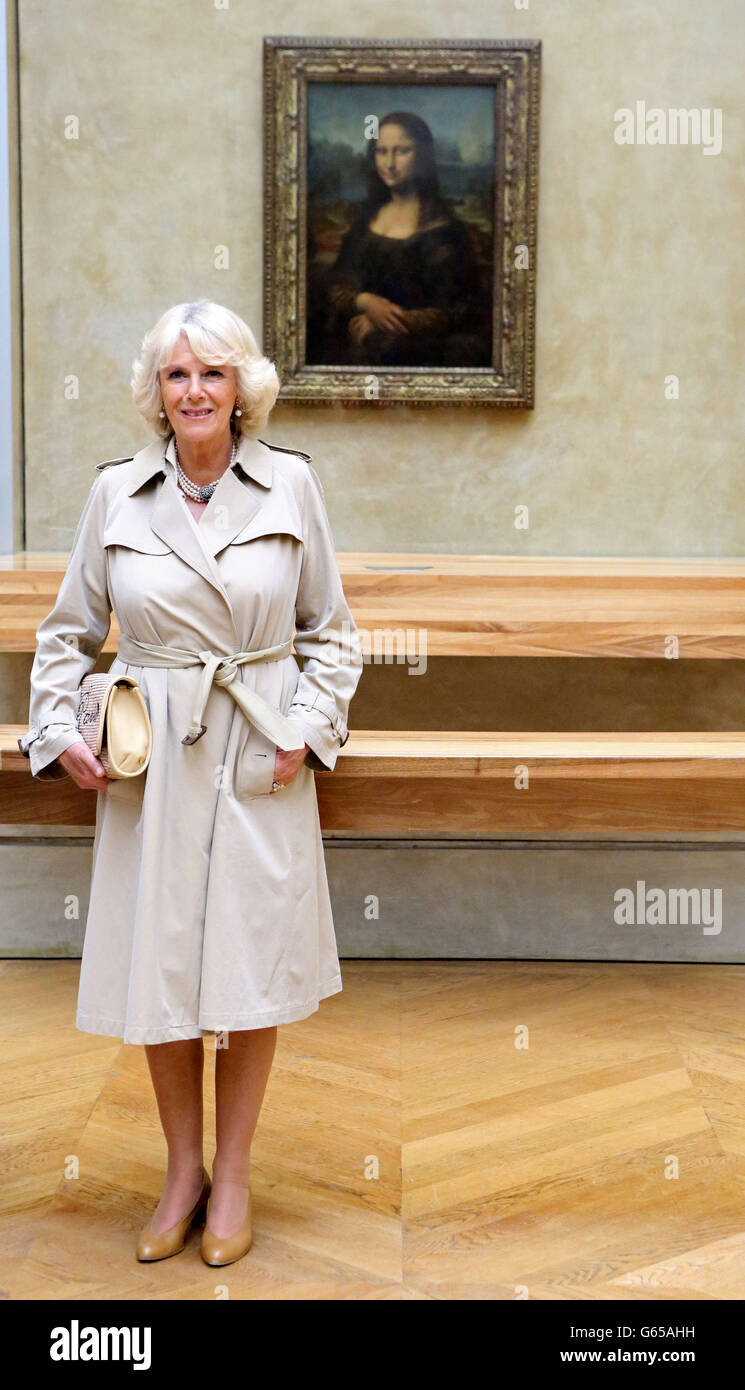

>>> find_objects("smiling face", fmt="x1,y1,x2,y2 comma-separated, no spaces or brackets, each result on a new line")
159,332,238,442
374,123,418,190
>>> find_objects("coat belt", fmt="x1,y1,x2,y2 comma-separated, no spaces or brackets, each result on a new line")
116,634,307,752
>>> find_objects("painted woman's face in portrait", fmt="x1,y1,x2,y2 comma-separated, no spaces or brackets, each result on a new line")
374,124,417,189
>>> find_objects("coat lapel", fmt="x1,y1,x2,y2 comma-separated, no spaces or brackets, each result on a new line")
121,434,288,622
197,437,305,558
197,462,264,558
147,470,232,607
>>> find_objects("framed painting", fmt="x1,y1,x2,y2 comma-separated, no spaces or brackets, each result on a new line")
263,36,540,407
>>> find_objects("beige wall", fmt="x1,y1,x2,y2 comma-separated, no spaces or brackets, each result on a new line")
18,0,744,555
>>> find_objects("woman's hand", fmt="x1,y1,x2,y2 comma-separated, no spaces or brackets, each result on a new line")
355,293,409,335
271,743,310,792
348,313,375,344
58,741,111,790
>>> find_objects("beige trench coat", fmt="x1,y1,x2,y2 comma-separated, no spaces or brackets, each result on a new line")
22,432,364,1044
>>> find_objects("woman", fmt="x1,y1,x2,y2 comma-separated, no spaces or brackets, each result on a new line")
20,299,364,1267
308,110,491,367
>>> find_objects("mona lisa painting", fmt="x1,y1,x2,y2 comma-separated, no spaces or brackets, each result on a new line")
264,37,540,406
308,104,493,370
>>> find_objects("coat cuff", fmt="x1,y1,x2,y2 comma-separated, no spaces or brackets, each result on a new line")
20,723,86,780
286,697,349,773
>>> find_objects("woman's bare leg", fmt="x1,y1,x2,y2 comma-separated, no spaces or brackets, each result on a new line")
209,1025,277,1236
143,1037,205,1234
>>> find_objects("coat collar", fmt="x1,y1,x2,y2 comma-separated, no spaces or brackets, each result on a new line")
118,433,277,628
125,432,274,495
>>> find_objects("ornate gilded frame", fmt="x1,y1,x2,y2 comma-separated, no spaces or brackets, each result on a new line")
263,36,540,407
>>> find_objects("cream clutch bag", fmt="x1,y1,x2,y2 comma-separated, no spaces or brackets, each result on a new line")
76,673,152,778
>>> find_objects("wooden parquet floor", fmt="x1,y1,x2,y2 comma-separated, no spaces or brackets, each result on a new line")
1,959,744,1300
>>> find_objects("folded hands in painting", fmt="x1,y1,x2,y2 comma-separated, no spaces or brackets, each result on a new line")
352,292,410,338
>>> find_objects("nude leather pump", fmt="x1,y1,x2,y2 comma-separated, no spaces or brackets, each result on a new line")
200,1183,252,1266
136,1168,211,1262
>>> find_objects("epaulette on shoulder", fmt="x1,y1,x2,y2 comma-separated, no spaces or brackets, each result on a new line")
95,455,134,471
257,439,312,463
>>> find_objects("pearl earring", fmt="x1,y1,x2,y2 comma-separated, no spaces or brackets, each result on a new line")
234,404,243,417
159,410,165,418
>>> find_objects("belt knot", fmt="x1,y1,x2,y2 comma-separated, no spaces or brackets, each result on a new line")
200,651,239,691
115,634,306,754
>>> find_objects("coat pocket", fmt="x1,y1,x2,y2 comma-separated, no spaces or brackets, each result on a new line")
234,736,277,800
233,714,308,801
104,770,146,808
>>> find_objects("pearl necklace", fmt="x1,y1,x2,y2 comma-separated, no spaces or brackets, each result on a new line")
173,436,238,502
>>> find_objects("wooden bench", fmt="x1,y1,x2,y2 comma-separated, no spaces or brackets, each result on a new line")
3,555,745,835
3,727,745,834
3,553,745,655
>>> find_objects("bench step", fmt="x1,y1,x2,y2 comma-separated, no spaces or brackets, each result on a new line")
3,727,745,832
4,554,745,655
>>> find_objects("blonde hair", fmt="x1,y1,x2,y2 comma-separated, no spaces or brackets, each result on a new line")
130,299,280,439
